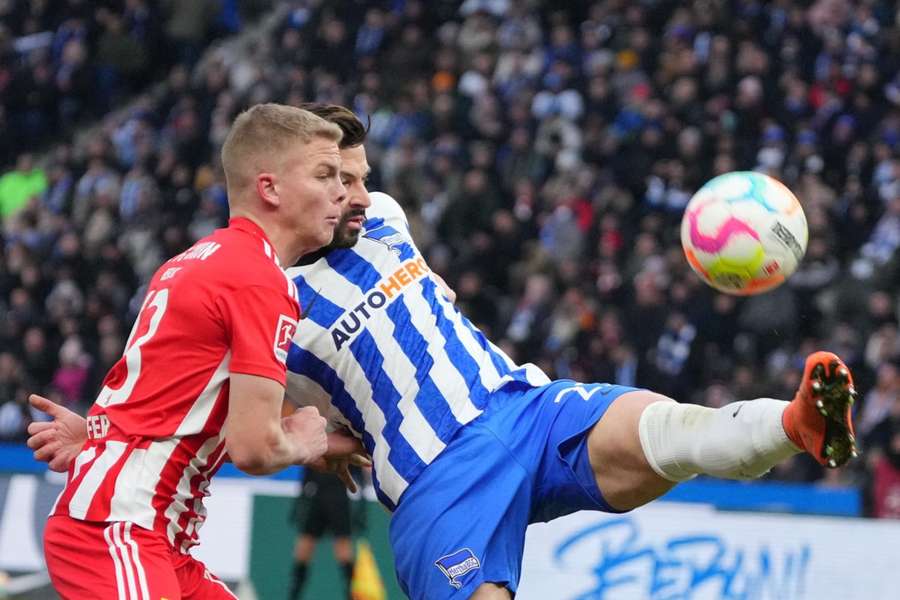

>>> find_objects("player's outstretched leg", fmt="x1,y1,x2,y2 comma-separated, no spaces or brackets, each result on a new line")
587,351,859,512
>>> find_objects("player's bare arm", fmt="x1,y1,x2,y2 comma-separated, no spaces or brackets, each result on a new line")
432,271,457,303
226,373,328,474
27,392,370,479
26,383,319,479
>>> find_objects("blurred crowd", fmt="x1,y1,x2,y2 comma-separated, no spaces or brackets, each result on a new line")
1,0,899,517
0,0,265,169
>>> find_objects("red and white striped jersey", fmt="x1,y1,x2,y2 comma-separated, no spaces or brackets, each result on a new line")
52,217,301,553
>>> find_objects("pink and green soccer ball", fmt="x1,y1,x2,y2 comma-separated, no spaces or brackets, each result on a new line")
680,171,808,295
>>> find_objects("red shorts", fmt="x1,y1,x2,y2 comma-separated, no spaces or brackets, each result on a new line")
44,515,237,600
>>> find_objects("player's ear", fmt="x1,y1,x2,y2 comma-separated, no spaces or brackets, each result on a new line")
256,172,280,208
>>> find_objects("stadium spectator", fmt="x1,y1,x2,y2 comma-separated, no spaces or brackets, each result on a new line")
0,153,46,218
867,383,900,518
0,351,29,442
861,361,900,437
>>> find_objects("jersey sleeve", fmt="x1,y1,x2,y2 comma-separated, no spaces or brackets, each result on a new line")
368,192,410,231
367,191,426,255
216,284,300,385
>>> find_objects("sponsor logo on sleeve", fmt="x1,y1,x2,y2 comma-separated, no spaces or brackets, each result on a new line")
274,314,298,363
435,548,481,589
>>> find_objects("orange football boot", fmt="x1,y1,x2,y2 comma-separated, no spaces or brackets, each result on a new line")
782,351,860,468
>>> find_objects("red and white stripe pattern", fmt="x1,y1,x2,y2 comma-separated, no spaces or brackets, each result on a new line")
51,218,300,553
54,357,231,549
103,522,150,600
163,433,228,551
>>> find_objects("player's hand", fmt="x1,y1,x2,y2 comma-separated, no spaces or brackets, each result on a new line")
325,429,369,460
307,429,371,492
432,272,457,304
321,457,360,493
26,394,87,472
282,406,329,465
307,453,371,494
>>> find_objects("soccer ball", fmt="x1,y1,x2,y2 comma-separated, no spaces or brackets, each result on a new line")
680,171,808,295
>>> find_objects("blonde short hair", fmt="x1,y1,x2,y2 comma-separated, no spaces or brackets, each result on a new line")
221,103,343,192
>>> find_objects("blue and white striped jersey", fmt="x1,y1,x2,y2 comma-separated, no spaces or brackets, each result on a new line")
284,192,549,510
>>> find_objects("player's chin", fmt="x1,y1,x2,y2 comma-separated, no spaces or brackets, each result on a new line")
331,229,361,249
314,227,335,248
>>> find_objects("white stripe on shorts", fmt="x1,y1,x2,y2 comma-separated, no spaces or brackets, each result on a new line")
111,523,139,600
123,523,150,600
103,524,128,600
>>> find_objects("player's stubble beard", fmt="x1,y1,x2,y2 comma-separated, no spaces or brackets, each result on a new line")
326,208,367,249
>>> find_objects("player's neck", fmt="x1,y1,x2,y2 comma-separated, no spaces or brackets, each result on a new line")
265,224,312,266
230,210,307,266
294,246,333,266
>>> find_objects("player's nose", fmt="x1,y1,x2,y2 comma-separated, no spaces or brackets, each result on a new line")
331,178,348,205
351,186,371,209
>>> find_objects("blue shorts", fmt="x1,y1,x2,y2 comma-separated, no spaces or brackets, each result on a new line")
388,380,640,599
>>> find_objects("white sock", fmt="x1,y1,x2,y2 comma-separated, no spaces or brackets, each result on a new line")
638,399,802,482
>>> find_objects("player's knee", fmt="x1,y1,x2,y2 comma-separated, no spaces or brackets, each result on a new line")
587,391,677,510
589,390,673,467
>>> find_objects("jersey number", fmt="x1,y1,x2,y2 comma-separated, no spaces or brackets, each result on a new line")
96,288,169,407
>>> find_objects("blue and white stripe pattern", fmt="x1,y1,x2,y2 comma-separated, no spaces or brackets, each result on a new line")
284,193,548,509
